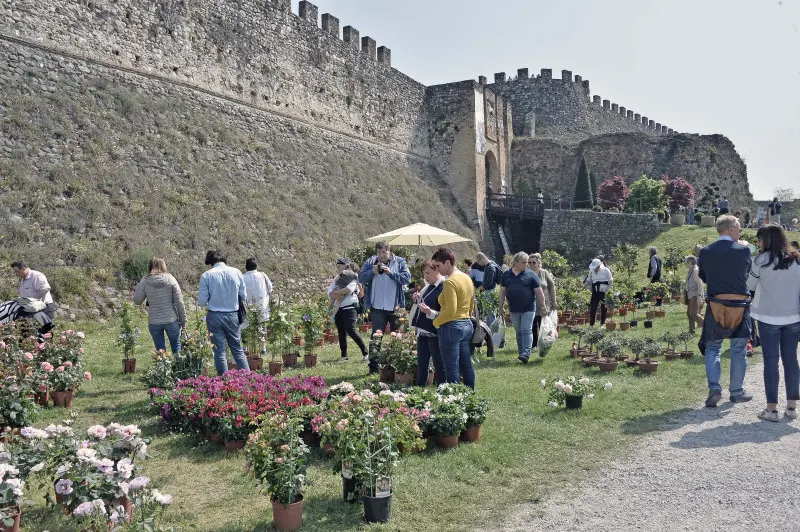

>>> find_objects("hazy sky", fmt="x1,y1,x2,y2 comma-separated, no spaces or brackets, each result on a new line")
295,0,799,200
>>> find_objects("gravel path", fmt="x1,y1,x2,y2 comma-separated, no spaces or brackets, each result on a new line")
496,363,800,532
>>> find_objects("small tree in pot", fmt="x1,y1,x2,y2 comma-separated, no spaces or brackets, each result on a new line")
584,328,606,357
570,326,590,357
625,337,646,367
638,339,661,373
117,301,140,374
678,331,695,358
661,331,680,360
596,336,622,371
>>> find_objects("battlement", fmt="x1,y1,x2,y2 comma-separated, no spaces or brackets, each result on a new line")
484,67,675,137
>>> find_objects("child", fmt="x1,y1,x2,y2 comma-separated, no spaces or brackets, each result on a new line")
330,268,358,315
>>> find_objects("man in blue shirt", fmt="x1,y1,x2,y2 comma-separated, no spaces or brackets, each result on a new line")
498,252,548,363
199,249,248,375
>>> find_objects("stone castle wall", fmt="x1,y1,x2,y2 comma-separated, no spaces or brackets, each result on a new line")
1,0,430,156
539,210,662,265
488,68,673,143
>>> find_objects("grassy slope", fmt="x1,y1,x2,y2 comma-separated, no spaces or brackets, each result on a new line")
22,226,756,531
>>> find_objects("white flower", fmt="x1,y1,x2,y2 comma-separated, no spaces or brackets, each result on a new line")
87,425,107,439
547,401,557,408
136,442,148,458
116,458,134,479
55,478,74,495
76,447,97,461
563,384,573,395
76,331,85,338
0,464,20,480
73,501,94,517
20,427,48,439
118,481,130,496
579,377,590,385
109,510,121,523
555,381,565,391
5,477,24,496
93,458,115,474
45,424,74,436
153,489,173,506
586,394,595,400
540,379,547,388
92,498,107,514
129,476,150,491
30,462,45,473
603,382,613,391
56,463,72,476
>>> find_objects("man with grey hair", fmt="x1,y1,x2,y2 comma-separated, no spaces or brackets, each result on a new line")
498,252,548,363
647,246,662,283
698,214,753,407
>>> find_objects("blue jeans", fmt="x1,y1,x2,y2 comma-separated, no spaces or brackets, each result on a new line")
758,321,800,404
704,337,748,396
438,319,475,389
148,321,181,354
206,311,248,375
416,334,444,386
510,311,535,359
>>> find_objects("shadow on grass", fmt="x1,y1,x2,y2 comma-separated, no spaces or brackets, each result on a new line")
671,420,800,449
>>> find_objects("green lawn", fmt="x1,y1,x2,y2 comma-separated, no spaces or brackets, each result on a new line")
20,225,750,531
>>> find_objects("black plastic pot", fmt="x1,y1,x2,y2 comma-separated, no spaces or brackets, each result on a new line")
629,320,638,327
644,320,653,329
363,493,392,524
565,395,583,410
342,476,361,504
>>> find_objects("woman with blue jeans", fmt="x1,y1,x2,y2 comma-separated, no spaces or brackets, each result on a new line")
426,248,475,389
747,224,800,422
133,258,187,354
411,260,445,386
497,252,549,363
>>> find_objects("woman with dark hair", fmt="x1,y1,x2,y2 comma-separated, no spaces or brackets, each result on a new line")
328,258,367,363
133,258,187,354
426,248,475,389
747,224,800,422
411,260,445,386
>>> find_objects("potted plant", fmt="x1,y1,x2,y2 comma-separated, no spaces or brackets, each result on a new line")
298,305,323,368
428,400,466,450
356,412,399,524
387,333,415,386
461,393,488,442
266,298,295,375
570,326,589,357
49,363,89,408
678,331,695,359
661,331,681,360
242,302,266,371
0,460,23,532
625,337,646,367
648,282,669,314
368,332,392,383
117,301,140,374
642,302,654,328
638,340,661,373
604,292,619,331
582,328,605,365
245,415,308,532
218,402,252,451
546,376,593,410
596,336,622,371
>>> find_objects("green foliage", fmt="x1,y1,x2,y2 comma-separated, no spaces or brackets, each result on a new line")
573,158,593,209
241,302,267,356
116,301,140,360
625,174,666,213
121,249,152,287
265,297,295,360
613,243,640,282
541,250,570,277
48,267,91,305
589,171,598,206
245,415,309,505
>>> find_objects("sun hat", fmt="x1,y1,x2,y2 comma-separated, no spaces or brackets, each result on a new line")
589,258,601,270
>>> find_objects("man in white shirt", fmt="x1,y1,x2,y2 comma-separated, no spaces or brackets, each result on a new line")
242,257,273,321
12,260,55,321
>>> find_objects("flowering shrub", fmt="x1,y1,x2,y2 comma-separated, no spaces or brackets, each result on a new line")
384,332,417,374
245,415,308,505
0,458,24,526
544,376,612,407
48,361,89,392
464,393,488,427
427,401,467,437
117,302,140,360
297,303,324,355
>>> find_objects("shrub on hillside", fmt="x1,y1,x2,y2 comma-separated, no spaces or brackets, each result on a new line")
662,175,695,214
597,176,630,210
121,249,152,286
573,158,593,209
625,174,665,213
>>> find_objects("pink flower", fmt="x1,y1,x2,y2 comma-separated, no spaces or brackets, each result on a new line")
56,366,65,373
41,362,53,372
37,343,46,351
37,384,47,392
78,348,85,354
43,333,52,339
275,457,285,463
63,360,73,367
24,352,34,360
84,372,92,380
65,330,74,335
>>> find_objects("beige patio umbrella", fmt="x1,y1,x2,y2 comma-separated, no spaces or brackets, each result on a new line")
365,222,472,247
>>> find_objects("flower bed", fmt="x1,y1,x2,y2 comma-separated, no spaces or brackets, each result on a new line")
153,371,328,443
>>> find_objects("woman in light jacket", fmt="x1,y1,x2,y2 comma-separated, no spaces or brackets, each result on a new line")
684,256,704,333
747,224,800,422
133,258,187,354
527,252,557,348
411,260,445,386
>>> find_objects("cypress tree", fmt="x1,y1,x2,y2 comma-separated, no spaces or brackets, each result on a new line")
589,171,598,206
573,157,593,209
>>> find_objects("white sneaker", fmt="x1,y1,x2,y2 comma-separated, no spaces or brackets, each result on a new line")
758,409,780,422
362,355,369,362
336,357,349,364
785,409,797,420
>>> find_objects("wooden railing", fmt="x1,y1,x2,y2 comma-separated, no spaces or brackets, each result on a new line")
486,193,545,220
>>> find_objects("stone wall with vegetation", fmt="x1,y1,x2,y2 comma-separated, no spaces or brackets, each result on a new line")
539,210,662,266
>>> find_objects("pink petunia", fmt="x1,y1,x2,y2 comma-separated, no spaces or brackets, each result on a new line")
56,366,65,373
24,352,34,360
41,362,54,372
84,371,92,380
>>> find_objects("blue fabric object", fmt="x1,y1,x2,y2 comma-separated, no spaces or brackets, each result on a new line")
416,335,444,386
198,263,246,312
704,337,748,395
698,239,751,298
358,255,411,311
438,319,475,389
148,320,181,354
206,310,248,375
758,321,800,404
510,311,535,358
411,283,444,335
501,269,541,313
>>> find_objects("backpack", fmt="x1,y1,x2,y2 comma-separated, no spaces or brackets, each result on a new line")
482,262,500,290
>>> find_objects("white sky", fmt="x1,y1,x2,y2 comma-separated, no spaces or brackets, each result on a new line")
297,0,799,200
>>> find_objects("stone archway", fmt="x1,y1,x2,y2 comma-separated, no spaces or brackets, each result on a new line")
485,150,500,193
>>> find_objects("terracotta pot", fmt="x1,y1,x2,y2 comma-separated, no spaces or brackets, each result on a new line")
581,356,599,367
394,372,412,386
576,318,587,325
304,354,317,368
224,440,246,452
322,442,335,457
209,433,223,446
663,297,671,304
283,353,298,368
605,322,617,331
52,390,73,408
624,358,640,367
614,354,628,362
247,357,263,371
598,359,619,372
664,351,681,361
1,506,20,532
315,339,324,347
324,333,337,343
619,322,630,331
122,358,137,374
35,390,50,407
293,337,303,346
426,370,435,387
566,319,577,326
638,360,659,373
436,434,459,449
118,495,133,522
655,310,666,318
272,497,303,532
379,367,395,384
646,311,656,319
359,323,371,333
268,362,282,376
679,351,694,359
460,425,481,442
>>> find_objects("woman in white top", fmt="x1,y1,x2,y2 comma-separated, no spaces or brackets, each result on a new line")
328,258,367,363
583,258,613,326
242,258,273,321
747,224,800,422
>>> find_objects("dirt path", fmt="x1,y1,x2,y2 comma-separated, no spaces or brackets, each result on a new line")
495,364,800,532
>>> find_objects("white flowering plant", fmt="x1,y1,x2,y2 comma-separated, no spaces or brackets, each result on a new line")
545,376,595,406
245,415,309,505
427,400,467,437
0,459,24,527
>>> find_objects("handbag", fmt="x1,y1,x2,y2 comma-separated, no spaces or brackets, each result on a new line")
237,296,247,325
470,297,486,345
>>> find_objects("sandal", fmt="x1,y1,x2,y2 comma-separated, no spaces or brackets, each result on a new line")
785,408,797,420
758,409,780,422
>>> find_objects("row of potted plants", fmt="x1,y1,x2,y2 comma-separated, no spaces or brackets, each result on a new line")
568,327,696,373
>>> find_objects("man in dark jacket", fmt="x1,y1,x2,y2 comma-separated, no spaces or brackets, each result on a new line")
698,215,753,407
646,247,662,283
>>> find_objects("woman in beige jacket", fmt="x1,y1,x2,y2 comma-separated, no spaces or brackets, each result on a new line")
527,253,557,348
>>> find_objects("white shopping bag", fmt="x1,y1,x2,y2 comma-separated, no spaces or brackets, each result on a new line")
490,318,506,349
538,310,559,357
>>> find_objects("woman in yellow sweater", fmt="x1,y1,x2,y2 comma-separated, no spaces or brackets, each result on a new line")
422,248,475,389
